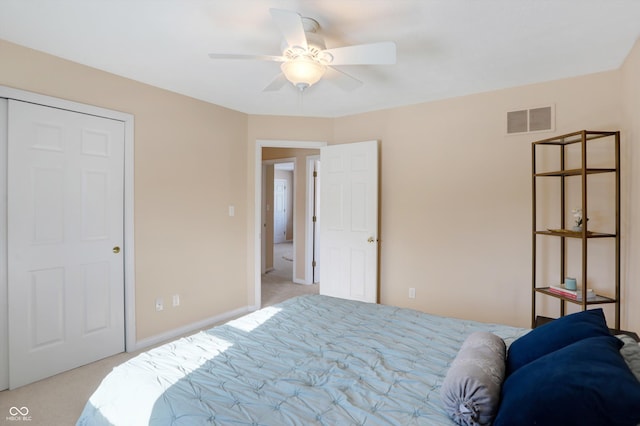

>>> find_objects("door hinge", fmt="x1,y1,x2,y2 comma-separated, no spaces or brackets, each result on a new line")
312,261,316,267
312,215,316,222
313,171,317,178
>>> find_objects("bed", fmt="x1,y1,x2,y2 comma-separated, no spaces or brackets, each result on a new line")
77,295,640,426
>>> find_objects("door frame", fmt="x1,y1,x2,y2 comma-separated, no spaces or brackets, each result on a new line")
254,140,326,309
306,155,321,284
0,99,7,389
262,158,295,274
0,87,136,388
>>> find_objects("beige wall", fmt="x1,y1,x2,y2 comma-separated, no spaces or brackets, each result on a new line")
3,35,639,344
0,40,249,341
333,72,627,328
621,38,640,333
246,42,640,332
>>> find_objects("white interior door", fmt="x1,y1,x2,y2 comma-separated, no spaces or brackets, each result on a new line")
8,100,125,389
274,179,287,244
319,140,378,303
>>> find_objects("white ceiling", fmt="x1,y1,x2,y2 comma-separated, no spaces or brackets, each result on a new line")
1,1,639,118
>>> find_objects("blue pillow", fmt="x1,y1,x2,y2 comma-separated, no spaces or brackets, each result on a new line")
494,335,640,426
506,308,610,376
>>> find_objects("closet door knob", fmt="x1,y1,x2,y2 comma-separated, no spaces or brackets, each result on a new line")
113,246,121,254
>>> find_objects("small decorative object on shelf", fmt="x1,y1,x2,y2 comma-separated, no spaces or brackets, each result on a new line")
532,130,621,329
571,208,588,232
564,277,577,290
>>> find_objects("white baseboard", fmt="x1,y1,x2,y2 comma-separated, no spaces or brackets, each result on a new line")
130,305,256,352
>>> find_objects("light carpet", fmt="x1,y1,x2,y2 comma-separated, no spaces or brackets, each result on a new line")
0,241,318,425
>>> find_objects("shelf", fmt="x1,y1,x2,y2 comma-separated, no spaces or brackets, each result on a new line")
534,316,639,341
535,230,616,238
535,287,617,304
532,130,618,146
531,130,621,329
534,167,616,177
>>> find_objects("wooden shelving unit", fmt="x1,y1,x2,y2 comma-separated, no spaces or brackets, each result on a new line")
531,130,620,328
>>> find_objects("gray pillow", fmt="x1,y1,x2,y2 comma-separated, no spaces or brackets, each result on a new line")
617,334,640,382
440,331,506,426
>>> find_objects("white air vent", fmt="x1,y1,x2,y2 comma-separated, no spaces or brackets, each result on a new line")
507,105,554,135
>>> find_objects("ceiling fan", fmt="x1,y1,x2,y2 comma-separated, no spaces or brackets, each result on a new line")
208,8,396,92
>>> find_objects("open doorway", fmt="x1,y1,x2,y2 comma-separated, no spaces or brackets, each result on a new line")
266,161,294,283
257,142,325,308
274,163,293,245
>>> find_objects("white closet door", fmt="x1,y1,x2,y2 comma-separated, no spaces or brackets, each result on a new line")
319,140,379,303
8,100,125,388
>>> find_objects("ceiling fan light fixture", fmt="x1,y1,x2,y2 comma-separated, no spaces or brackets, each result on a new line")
209,9,396,95
281,57,326,91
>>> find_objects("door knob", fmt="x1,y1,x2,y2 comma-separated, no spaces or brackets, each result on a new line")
113,246,121,254
367,237,375,243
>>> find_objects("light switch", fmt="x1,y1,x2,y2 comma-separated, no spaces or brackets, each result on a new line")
228,205,235,217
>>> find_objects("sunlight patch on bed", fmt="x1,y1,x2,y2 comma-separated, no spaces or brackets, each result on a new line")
228,306,282,332
85,334,233,425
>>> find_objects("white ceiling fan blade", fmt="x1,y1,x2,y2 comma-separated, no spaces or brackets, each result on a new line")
323,42,396,65
263,73,289,92
269,8,308,50
208,53,285,62
325,67,363,91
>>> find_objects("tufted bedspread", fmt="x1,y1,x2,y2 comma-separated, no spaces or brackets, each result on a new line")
77,295,528,425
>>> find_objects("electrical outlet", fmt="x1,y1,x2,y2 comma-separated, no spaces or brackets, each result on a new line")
172,294,180,307
409,288,416,299
155,298,164,311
